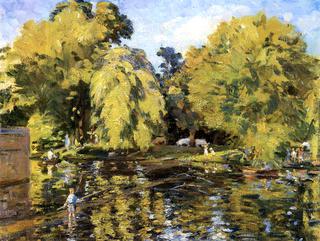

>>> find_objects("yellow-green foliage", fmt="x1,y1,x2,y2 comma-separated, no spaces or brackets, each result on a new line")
90,47,166,150
1,2,156,151
13,10,105,60
27,112,55,144
178,13,320,160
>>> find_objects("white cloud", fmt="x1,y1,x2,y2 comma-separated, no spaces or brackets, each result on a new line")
0,32,7,47
296,11,320,34
172,15,215,46
283,12,293,22
156,4,252,53
153,33,168,44
0,6,5,20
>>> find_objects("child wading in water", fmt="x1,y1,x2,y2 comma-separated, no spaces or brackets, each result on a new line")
63,188,78,226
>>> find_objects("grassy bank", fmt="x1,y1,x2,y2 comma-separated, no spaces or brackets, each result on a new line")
35,144,247,167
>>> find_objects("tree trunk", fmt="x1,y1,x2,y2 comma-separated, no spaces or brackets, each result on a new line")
312,99,320,160
189,129,196,146
73,80,91,145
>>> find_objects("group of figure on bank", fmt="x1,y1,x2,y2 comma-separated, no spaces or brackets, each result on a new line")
46,132,100,161
203,144,215,156
286,142,311,163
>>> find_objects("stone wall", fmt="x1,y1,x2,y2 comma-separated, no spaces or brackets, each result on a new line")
0,128,30,186
0,182,30,219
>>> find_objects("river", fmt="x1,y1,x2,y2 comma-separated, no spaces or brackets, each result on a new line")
0,158,319,240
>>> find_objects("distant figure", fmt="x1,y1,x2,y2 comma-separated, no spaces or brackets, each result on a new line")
265,179,272,190
47,148,57,161
209,147,215,155
286,170,294,182
63,188,78,226
264,163,272,171
204,145,209,155
65,134,70,150
248,146,256,160
285,148,291,162
297,147,304,163
51,164,58,173
290,148,297,162
302,142,311,161
263,218,272,233
243,147,250,160
94,134,99,144
302,141,311,151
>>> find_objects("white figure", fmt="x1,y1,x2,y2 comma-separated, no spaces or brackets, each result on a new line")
195,139,208,147
94,134,99,144
291,148,297,162
302,142,310,151
204,145,209,155
65,134,70,150
47,149,56,161
176,138,190,146
209,147,215,155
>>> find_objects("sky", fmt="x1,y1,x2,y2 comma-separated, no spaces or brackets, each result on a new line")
1,0,320,69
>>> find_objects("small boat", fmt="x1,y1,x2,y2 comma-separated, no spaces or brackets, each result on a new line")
308,170,320,176
312,161,320,167
39,157,61,166
283,162,313,169
242,167,279,178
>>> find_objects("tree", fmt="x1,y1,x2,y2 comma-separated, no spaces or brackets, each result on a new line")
90,46,166,150
177,13,320,160
2,0,164,151
156,47,198,144
164,72,200,145
5,2,108,143
0,46,31,127
50,0,133,44
157,46,183,84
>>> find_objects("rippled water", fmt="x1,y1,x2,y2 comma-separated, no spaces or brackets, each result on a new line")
0,158,319,240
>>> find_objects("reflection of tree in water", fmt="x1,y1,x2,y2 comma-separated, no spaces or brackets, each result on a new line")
5,160,320,240
225,176,320,240
299,177,320,240
90,163,168,240
30,161,80,213
91,175,135,240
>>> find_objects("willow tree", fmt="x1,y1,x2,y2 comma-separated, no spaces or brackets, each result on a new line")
3,0,134,146
178,13,319,160
90,46,166,150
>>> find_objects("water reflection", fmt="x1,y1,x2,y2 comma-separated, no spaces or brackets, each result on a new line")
0,158,319,240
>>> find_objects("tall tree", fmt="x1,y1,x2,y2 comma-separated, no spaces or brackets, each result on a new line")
157,46,183,83
90,46,166,150
156,47,198,144
5,1,109,143
50,0,133,44
177,13,319,160
2,0,164,150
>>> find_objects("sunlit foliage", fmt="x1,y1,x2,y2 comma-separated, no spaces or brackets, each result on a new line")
177,13,320,159
90,47,166,150
1,0,164,150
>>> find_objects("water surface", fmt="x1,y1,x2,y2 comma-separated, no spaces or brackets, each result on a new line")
0,158,319,240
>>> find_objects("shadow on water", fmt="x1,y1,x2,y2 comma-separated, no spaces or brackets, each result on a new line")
0,158,320,240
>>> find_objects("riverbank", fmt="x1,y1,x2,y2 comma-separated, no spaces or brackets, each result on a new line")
34,144,244,164
33,144,320,171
